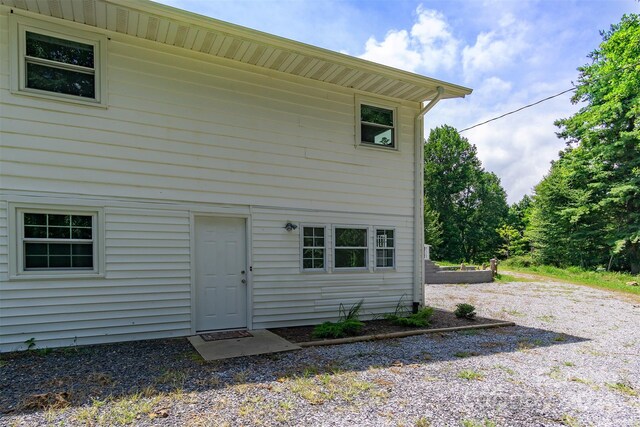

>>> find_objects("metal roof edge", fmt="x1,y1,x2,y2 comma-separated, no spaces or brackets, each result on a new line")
105,0,473,99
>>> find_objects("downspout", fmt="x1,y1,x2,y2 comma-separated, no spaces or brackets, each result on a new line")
413,86,445,312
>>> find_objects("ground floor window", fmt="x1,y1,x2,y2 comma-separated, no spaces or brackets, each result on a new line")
16,208,99,275
302,226,326,270
375,229,395,268
334,227,368,269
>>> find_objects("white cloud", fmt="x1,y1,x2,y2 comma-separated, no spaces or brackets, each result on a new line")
360,30,422,71
462,13,529,80
359,7,459,73
474,76,513,100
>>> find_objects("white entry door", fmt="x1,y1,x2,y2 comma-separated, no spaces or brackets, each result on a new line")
195,216,247,331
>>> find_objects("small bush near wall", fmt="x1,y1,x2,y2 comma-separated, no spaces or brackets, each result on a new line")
454,303,476,320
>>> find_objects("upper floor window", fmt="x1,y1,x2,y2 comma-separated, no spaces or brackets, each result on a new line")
358,100,397,149
11,16,106,106
25,31,96,99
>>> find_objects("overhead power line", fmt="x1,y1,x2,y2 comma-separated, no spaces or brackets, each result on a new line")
458,87,577,133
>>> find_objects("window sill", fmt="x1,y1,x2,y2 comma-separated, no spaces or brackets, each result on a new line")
11,88,108,109
332,267,370,273
358,142,399,152
9,272,104,281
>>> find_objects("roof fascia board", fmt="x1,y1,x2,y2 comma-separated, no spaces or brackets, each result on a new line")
105,0,472,99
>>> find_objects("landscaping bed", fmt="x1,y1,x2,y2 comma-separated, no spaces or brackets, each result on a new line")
270,308,503,343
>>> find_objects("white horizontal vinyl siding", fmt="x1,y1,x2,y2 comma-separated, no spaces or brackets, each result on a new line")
0,203,8,280
0,23,418,216
0,11,421,349
251,207,414,328
0,207,191,352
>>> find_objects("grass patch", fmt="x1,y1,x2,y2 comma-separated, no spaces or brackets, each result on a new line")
74,394,162,426
606,382,638,397
287,371,381,405
516,339,542,351
454,351,479,358
494,365,516,375
500,263,640,299
461,419,496,427
457,369,484,381
156,369,187,389
559,414,581,427
495,273,530,283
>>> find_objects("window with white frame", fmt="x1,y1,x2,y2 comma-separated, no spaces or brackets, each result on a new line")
302,226,326,270
19,211,97,272
11,16,106,105
334,227,368,269
359,102,397,149
375,229,395,268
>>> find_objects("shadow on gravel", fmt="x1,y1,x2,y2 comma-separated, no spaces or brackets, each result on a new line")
0,322,588,416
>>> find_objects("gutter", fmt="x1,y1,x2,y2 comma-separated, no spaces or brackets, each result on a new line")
413,86,445,311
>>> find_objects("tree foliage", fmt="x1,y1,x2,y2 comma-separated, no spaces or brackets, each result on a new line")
530,14,640,273
502,195,532,257
424,125,508,262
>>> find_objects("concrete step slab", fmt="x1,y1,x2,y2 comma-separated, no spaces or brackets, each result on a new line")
188,329,300,361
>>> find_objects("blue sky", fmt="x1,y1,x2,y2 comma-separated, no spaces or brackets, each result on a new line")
156,0,638,203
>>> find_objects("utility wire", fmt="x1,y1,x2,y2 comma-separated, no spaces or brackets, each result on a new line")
457,59,640,133
459,87,576,133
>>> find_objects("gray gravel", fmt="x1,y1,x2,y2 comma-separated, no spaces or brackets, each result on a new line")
2,277,640,426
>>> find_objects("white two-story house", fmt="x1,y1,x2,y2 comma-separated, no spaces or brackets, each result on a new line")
0,0,471,351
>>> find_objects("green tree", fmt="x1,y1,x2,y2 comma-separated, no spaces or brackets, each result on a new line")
550,14,640,273
502,195,533,257
528,149,612,267
424,201,443,250
424,125,508,262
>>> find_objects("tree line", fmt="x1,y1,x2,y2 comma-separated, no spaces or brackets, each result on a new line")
425,13,639,274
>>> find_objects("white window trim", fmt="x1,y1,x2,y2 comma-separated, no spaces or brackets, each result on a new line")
300,224,328,273
374,227,397,270
332,225,370,272
9,14,108,107
355,95,399,151
8,204,105,280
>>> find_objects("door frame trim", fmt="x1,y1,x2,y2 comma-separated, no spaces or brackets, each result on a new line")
190,211,252,335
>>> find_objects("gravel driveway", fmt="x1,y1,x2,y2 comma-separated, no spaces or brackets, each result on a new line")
2,278,639,426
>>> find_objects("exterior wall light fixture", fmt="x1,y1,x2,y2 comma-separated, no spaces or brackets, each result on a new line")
284,222,298,232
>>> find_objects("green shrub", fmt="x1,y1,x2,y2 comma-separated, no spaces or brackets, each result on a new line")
312,319,364,339
386,307,434,327
454,303,476,319
312,299,365,339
